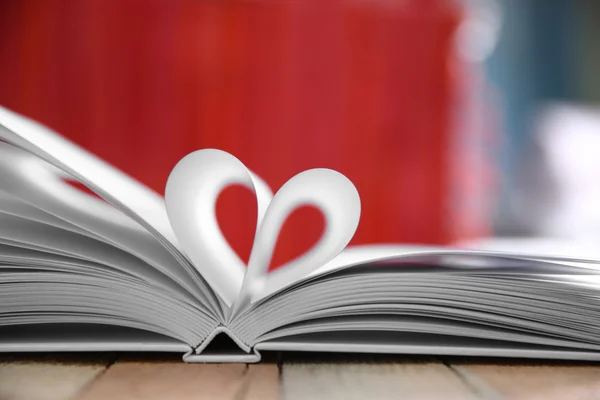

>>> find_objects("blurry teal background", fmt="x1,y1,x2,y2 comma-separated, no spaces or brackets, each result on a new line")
486,0,600,235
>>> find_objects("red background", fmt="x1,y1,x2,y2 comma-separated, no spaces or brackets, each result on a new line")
0,0,489,267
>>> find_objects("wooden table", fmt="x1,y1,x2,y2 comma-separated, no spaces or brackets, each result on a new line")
2,353,600,400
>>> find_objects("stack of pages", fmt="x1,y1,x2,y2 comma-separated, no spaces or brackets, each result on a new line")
1,106,600,362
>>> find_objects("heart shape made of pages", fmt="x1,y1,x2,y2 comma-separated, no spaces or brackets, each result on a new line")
164,149,361,310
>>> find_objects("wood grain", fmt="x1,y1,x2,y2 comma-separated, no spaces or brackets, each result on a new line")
75,358,280,400
282,361,478,400
0,354,110,400
6,354,600,400
455,362,600,400
243,364,281,400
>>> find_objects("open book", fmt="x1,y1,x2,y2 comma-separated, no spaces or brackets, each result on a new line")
2,106,600,363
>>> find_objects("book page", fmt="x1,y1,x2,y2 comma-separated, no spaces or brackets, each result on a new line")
232,255,600,356
0,143,208,301
312,244,600,277
0,106,176,246
0,107,220,311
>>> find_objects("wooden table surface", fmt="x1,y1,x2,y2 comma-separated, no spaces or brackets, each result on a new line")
2,353,600,400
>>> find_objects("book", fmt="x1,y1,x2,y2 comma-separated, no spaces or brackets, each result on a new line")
1,106,600,363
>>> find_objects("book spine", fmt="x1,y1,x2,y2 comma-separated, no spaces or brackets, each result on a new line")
182,326,261,363
182,348,262,363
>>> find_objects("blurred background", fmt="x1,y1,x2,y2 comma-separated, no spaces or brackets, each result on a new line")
0,0,599,264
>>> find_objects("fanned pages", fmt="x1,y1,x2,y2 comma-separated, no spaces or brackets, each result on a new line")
2,105,600,362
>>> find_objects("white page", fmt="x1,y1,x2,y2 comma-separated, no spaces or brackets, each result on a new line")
0,106,222,313
0,212,193,297
0,141,215,304
256,331,600,361
0,324,190,353
0,107,176,246
231,255,600,355
0,190,96,238
315,244,600,277
255,315,600,351
0,269,217,347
